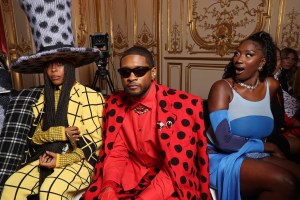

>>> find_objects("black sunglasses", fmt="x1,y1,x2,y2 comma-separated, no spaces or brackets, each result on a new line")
118,66,152,78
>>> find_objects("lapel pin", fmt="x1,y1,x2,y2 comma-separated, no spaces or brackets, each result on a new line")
157,121,173,130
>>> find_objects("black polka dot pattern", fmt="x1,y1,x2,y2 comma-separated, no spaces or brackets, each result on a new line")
186,108,193,115
12,0,100,74
177,131,186,140
116,116,123,123
83,84,211,199
161,132,169,139
25,0,73,50
108,109,116,117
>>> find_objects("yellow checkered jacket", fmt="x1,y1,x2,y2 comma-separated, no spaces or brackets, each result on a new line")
23,82,104,167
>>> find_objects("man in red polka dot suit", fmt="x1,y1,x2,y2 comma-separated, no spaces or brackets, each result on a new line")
84,46,211,200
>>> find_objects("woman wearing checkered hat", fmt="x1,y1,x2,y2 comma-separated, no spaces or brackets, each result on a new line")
0,0,104,199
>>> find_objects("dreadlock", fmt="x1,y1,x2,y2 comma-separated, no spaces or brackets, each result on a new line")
42,60,75,131
223,31,277,81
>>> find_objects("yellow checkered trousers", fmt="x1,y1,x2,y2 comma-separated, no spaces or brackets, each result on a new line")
1,82,104,200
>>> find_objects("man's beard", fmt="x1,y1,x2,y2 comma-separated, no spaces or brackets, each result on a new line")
124,82,151,98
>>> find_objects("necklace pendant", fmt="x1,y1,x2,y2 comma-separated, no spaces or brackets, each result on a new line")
134,105,149,115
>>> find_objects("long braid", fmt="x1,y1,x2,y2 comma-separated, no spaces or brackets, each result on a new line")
43,70,56,131
42,60,75,131
55,62,75,126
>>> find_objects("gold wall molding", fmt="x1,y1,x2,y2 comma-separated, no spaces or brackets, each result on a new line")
133,0,160,80
94,0,102,31
164,56,230,61
113,25,129,55
110,0,128,55
169,23,182,53
1,0,27,89
16,33,32,56
76,0,87,47
136,22,155,46
108,0,113,51
8,0,300,95
110,1,129,55
167,0,183,54
133,0,159,50
187,0,271,57
280,8,300,49
134,0,158,48
1,0,9,11
275,0,284,44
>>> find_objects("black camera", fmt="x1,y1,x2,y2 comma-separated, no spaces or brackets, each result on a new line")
90,33,115,94
90,33,110,59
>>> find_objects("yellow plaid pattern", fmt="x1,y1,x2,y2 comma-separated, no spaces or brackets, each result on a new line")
32,125,66,144
2,159,93,199
29,82,104,167
1,83,104,199
56,148,85,167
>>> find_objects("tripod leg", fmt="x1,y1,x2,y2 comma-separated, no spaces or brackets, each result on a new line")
105,70,116,94
91,70,100,90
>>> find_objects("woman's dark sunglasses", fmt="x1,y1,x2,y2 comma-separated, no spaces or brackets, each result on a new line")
118,66,151,78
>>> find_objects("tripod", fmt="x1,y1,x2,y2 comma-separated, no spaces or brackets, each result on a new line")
91,57,116,95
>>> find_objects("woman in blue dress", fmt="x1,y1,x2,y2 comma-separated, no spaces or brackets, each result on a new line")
206,31,300,200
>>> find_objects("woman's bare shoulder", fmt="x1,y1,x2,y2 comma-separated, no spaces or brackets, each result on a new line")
208,78,233,112
266,76,280,98
210,79,233,93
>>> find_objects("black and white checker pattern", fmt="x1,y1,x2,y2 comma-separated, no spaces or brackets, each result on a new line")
0,65,12,93
12,0,100,74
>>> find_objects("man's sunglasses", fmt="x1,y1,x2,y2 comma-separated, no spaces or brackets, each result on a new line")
118,66,152,78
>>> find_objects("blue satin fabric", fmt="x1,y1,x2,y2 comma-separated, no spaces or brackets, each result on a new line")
209,139,264,200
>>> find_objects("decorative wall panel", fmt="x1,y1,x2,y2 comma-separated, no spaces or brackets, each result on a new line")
187,0,271,57
106,0,160,91
167,0,183,54
277,2,300,51
167,63,182,90
133,0,160,82
185,64,225,98
109,0,130,91
2,0,300,97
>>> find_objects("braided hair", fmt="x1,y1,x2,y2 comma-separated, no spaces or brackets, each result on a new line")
223,31,277,81
42,60,75,131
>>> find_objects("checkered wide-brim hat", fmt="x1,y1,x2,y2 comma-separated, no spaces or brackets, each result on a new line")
11,0,100,74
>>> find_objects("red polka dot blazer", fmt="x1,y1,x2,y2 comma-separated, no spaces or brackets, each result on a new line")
84,82,211,200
